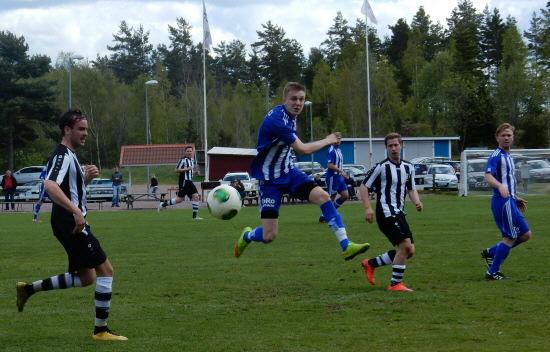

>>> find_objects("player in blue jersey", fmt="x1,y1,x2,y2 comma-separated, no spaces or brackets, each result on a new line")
319,134,349,223
234,82,370,260
482,123,531,280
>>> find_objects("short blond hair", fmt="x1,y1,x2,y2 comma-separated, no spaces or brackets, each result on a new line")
283,82,306,98
495,123,515,136
384,132,402,146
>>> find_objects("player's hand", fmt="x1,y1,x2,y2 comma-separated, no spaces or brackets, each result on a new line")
72,211,86,234
516,197,527,213
415,201,423,212
365,208,374,224
341,171,349,179
498,184,509,198
325,133,339,145
84,165,99,182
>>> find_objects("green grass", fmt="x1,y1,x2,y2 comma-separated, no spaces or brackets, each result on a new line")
1,195,549,351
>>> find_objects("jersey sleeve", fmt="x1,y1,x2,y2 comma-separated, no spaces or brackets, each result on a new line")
486,155,499,176
46,152,70,185
362,164,381,188
327,147,336,165
266,111,297,145
406,165,416,191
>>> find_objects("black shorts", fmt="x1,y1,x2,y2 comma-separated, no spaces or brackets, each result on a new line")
51,221,107,273
376,211,413,247
177,180,198,199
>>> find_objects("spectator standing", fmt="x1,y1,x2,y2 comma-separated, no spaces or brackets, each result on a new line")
150,175,159,196
1,169,17,210
111,166,123,207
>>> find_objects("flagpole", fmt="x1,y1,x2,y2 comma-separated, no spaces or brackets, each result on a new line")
203,42,209,181
365,13,373,168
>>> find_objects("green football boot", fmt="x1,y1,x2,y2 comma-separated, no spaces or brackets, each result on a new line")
342,241,370,261
234,227,252,258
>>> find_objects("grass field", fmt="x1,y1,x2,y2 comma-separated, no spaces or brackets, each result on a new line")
1,195,549,352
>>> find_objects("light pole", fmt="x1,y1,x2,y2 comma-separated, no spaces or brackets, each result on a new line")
304,100,313,172
68,54,83,108
145,79,158,188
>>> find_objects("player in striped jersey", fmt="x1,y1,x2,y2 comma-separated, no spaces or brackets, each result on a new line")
158,146,202,220
359,133,423,292
319,134,349,223
15,109,127,341
234,82,369,261
481,123,531,280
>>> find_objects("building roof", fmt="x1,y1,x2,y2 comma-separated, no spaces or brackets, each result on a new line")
342,136,460,142
207,147,257,156
119,144,195,167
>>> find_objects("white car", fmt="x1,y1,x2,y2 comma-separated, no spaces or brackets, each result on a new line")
1,165,46,185
220,172,258,199
15,180,48,201
423,164,459,190
86,178,128,201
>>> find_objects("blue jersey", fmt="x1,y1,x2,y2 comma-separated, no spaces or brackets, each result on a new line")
250,104,298,183
326,145,343,177
486,147,517,198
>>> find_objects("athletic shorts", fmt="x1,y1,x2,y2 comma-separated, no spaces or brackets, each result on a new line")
376,210,413,246
491,196,530,239
259,168,315,218
178,180,198,199
326,174,347,196
51,221,107,273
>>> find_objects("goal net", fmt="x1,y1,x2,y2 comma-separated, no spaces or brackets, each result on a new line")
459,149,550,196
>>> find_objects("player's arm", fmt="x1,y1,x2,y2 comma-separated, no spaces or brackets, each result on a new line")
408,189,423,212
291,133,339,155
484,172,509,198
359,184,374,223
44,180,85,234
327,162,348,178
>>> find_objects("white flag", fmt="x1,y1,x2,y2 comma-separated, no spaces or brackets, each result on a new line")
202,0,212,50
361,0,378,25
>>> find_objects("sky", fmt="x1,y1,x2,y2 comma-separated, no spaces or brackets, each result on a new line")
0,0,545,61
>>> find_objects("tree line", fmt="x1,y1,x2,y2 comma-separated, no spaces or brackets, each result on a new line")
1,0,549,171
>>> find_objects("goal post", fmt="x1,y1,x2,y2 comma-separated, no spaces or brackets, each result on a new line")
459,149,550,196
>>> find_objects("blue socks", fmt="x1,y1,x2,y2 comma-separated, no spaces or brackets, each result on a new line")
243,227,264,243
489,242,511,274
334,197,344,209
320,200,349,250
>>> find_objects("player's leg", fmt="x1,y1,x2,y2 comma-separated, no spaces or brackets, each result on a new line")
305,182,369,260
234,184,282,257
487,199,531,280
189,181,202,219
379,214,414,291
333,176,349,210
158,188,184,211
319,176,335,223
16,226,96,312
91,259,127,341
361,249,396,285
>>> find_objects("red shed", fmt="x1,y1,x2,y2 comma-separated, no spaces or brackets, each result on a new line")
207,147,257,180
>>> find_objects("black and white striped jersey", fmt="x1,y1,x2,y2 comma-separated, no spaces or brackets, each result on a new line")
45,144,87,219
362,158,416,218
177,157,195,186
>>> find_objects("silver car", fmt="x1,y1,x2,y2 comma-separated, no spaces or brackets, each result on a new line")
424,164,459,190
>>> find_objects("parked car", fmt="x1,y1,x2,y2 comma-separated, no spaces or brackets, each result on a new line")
14,180,49,201
343,164,368,173
523,159,550,182
2,165,46,185
342,166,367,186
467,158,489,190
423,164,459,190
294,161,324,175
86,178,128,201
219,172,258,199
413,164,428,185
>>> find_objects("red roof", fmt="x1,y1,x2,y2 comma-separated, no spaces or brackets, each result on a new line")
119,144,195,167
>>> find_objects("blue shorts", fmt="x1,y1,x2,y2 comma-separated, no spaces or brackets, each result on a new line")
491,197,530,239
259,168,314,218
326,174,347,195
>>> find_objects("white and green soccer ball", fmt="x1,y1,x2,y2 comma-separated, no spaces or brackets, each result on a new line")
206,184,242,220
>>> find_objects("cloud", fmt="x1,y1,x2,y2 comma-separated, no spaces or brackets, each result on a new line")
0,0,543,60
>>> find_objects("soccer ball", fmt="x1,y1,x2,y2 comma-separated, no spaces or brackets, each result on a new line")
206,185,242,220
